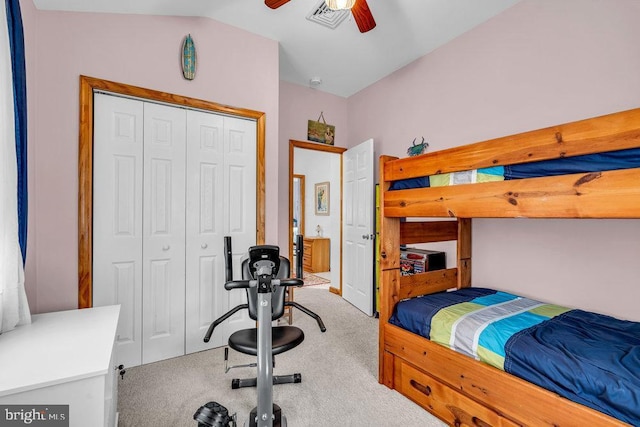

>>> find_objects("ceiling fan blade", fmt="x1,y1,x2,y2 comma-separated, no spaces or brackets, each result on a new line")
265,0,291,9
351,0,376,33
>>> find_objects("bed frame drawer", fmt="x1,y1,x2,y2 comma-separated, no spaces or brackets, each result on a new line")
394,358,519,427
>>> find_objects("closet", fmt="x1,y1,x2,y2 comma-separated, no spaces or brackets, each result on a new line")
92,92,256,367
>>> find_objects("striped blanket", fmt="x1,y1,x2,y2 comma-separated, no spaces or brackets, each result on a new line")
428,290,570,370
389,287,640,424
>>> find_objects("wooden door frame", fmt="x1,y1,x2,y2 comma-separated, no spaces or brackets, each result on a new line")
78,75,266,309
288,140,346,295
292,174,306,239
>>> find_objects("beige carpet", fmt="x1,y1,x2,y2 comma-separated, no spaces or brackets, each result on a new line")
117,287,446,427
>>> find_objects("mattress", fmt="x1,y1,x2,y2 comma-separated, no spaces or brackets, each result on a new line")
389,287,640,424
389,147,640,190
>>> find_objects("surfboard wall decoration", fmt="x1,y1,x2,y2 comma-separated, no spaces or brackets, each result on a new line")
182,34,196,80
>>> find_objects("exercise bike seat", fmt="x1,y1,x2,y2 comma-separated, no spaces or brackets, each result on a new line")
228,326,304,356
228,253,305,357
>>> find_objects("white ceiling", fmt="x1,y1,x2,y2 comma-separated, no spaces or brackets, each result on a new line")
31,0,522,97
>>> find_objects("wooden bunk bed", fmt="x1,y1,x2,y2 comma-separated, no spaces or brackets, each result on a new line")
378,108,640,427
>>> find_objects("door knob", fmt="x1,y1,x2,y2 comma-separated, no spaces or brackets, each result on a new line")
362,234,370,240
162,245,170,251
201,243,208,249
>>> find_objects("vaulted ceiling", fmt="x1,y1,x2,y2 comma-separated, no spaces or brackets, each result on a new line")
31,0,522,97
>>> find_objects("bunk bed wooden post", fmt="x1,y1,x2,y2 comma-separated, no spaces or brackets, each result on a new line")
378,155,400,388
457,218,471,289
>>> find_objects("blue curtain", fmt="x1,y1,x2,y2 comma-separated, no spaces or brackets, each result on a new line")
5,0,27,263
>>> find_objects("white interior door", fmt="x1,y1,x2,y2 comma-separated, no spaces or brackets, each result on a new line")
342,139,375,316
93,93,144,367
141,102,186,364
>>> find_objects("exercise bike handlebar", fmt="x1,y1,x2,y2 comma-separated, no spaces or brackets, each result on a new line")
278,278,304,287
205,278,306,343
224,278,303,290
224,280,251,290
203,303,249,343
285,301,327,332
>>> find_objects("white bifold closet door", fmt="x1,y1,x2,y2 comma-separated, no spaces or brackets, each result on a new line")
93,94,145,367
141,101,187,364
184,109,258,353
92,93,256,367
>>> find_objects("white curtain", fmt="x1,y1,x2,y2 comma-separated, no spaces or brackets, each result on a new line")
0,2,30,333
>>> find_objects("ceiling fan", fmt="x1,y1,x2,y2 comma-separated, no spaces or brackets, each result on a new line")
265,0,376,33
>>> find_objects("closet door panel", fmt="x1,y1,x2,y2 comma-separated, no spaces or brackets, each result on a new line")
142,102,186,364
224,120,257,246
93,93,143,368
227,166,247,233
185,110,226,352
222,117,258,341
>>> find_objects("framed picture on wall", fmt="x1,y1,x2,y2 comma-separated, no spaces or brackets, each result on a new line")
314,182,330,215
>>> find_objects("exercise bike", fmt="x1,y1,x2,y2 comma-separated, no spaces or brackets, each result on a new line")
194,238,326,427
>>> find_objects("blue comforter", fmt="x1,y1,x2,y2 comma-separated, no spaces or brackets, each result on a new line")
389,147,640,190
390,288,640,424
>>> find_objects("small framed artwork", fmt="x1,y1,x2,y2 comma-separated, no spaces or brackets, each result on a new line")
307,112,335,145
314,182,330,215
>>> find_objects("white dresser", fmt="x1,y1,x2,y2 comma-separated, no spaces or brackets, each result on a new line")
0,305,120,427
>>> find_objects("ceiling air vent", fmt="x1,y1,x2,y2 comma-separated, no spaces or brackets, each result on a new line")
306,0,350,29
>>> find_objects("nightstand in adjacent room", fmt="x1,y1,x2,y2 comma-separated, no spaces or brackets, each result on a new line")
302,236,330,273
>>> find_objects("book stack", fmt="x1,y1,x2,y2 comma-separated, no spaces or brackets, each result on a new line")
400,248,446,276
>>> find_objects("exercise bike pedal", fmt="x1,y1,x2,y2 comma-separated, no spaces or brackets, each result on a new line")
249,404,283,427
224,347,271,374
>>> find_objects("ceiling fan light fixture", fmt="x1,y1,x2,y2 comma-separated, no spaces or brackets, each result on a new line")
324,0,356,11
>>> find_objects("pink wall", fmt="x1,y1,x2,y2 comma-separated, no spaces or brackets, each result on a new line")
277,82,347,251
22,4,280,313
22,0,640,320
348,0,640,321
